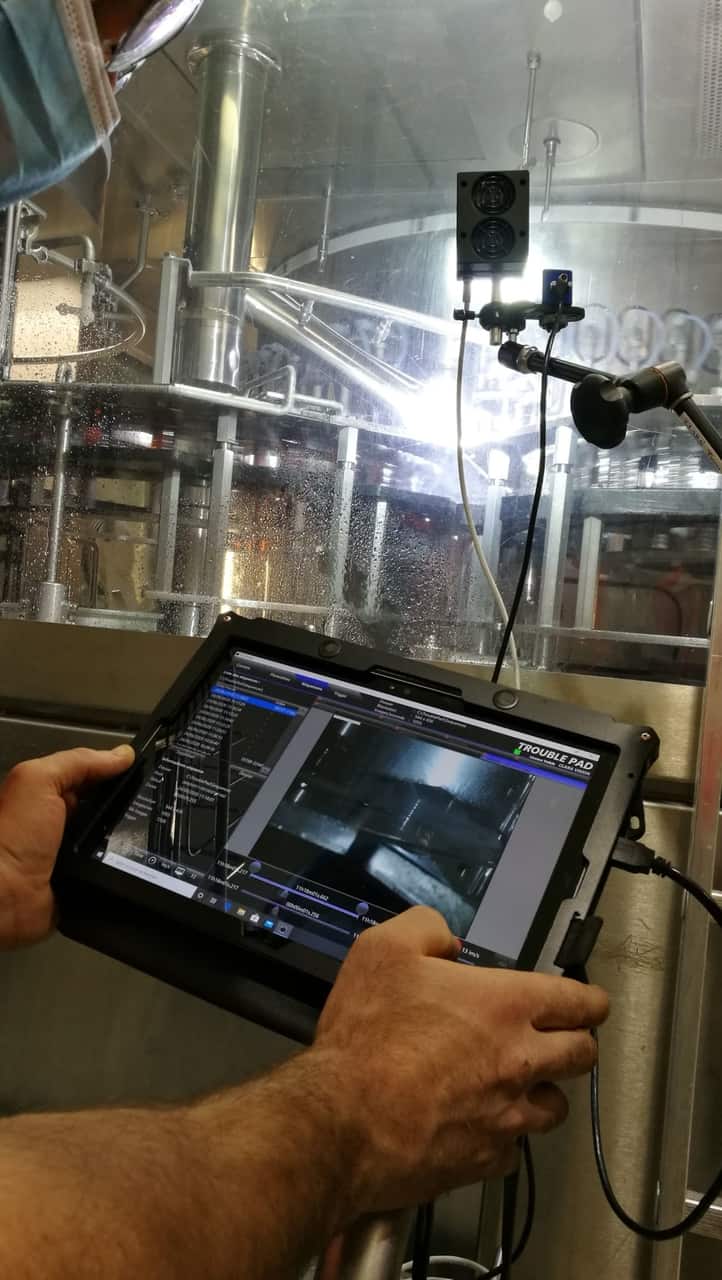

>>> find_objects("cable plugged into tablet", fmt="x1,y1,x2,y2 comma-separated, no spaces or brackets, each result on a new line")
612,837,722,926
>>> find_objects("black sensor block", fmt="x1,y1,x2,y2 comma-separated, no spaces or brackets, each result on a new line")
457,170,530,279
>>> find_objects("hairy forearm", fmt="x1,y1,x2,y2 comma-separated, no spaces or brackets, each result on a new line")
0,1050,358,1280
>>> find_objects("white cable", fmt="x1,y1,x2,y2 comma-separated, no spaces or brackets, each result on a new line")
401,1256,489,1277
456,301,521,689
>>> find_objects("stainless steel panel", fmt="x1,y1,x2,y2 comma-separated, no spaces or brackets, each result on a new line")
652,517,722,1280
513,801,690,1280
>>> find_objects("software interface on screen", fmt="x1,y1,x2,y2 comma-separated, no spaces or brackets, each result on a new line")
96,651,601,968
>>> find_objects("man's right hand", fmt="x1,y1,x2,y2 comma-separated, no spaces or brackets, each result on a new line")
313,906,609,1218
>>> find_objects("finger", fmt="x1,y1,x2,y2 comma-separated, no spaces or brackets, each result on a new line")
374,906,460,960
6,746,135,799
523,1082,569,1134
529,975,609,1031
529,1028,598,1083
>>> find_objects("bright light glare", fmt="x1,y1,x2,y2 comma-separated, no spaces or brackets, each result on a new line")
403,378,453,442
499,252,547,304
523,447,541,475
488,448,510,482
221,549,235,600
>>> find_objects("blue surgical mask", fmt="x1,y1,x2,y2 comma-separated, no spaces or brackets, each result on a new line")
0,0,119,207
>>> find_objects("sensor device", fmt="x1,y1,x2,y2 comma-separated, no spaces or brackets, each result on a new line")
54,617,658,1042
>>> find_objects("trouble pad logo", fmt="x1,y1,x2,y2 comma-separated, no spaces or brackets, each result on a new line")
514,743,595,772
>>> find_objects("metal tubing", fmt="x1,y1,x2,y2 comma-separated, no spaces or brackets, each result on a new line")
154,467,181,592
318,179,334,275
651,514,722,1280
365,499,389,614
46,413,71,583
521,52,541,168
188,266,477,348
244,290,416,405
520,625,708,649
41,233,95,263
37,580,67,624
146,591,332,616
466,482,505,653
171,370,297,417
19,245,147,361
179,36,277,387
328,427,358,620
685,1193,722,1241
153,254,184,383
204,436,235,597
542,134,560,220
0,203,20,377
121,203,153,290
535,425,574,668
315,1211,413,1280
575,516,602,629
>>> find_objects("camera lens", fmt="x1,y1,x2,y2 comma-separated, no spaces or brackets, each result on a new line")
472,173,515,215
471,218,515,261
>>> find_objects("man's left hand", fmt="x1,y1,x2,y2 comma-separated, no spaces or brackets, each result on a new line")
0,745,134,950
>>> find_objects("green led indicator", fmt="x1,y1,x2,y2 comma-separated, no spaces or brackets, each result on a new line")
514,748,522,756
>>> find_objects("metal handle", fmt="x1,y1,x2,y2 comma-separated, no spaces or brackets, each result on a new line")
315,1211,413,1280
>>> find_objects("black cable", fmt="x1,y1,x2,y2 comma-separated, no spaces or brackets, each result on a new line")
651,857,722,929
498,1168,519,1280
484,1139,536,1279
411,1202,434,1280
491,313,564,684
583,858,722,1240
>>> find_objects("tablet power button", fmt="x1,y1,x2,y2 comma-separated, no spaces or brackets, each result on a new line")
319,639,342,657
493,688,519,711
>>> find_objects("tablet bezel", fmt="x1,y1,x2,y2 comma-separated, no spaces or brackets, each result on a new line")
53,614,658,1041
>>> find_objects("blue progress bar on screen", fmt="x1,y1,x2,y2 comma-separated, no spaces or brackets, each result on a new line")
482,751,588,789
211,686,298,717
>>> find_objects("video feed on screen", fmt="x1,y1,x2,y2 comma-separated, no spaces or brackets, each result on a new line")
229,718,532,937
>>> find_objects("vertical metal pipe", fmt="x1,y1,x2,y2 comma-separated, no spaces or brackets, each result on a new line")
466,479,505,655
329,427,358,608
365,499,388,615
121,201,154,290
318,178,334,276
489,276,503,347
315,1211,413,1280
153,254,185,384
46,415,71,584
651,511,722,1280
542,133,560,220
201,413,237,631
177,482,209,637
535,424,574,668
0,203,20,378
155,467,181,593
521,51,541,169
179,35,278,388
574,515,602,629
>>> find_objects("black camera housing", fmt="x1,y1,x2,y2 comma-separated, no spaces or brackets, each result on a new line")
457,170,530,278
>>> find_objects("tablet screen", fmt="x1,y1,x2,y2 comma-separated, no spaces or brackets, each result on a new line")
93,649,604,969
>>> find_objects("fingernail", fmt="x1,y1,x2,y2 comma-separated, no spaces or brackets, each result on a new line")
112,744,135,759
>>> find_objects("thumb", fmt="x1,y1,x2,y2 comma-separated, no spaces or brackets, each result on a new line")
5,745,135,800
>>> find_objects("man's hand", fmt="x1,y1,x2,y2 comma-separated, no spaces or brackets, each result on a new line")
313,906,609,1218
0,902,608,1279
0,745,135,950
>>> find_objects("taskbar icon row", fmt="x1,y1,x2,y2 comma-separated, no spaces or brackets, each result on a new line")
192,887,294,941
